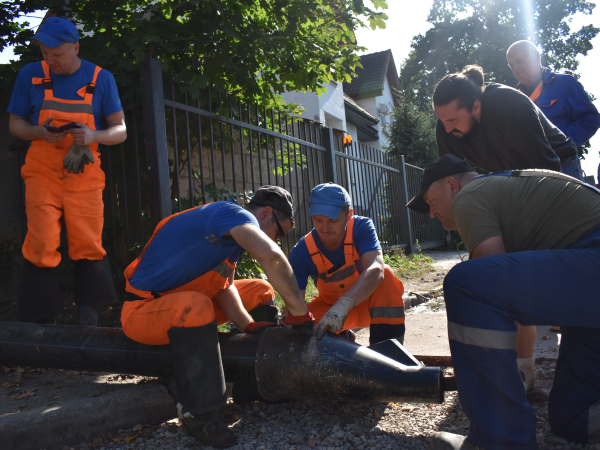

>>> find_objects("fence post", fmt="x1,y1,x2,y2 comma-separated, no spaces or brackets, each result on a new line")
398,156,413,255
140,59,171,229
320,127,337,184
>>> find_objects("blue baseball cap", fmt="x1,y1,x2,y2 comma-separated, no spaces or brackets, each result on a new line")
34,18,79,48
309,183,352,219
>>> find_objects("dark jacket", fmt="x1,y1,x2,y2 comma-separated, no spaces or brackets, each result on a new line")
519,68,600,147
437,83,574,172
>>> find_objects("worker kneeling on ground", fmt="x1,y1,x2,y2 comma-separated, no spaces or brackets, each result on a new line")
121,186,313,449
288,183,405,345
407,155,600,449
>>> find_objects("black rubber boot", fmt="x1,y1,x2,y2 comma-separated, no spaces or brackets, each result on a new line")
74,257,118,309
168,322,237,448
370,323,406,346
76,305,99,326
18,259,63,323
249,304,279,322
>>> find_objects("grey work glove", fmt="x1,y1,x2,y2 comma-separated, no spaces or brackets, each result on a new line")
64,142,95,174
313,296,355,340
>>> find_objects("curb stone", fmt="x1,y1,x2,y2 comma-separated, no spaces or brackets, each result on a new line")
0,382,176,450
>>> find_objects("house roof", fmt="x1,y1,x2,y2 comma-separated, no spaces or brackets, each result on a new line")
343,93,378,125
343,49,401,106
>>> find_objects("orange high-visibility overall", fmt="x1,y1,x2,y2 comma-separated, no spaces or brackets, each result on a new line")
305,217,405,330
121,204,274,346
22,60,106,268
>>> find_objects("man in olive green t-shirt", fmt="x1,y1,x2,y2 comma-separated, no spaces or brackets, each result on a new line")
407,155,600,450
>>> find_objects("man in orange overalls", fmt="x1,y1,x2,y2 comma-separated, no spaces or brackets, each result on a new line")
121,186,313,448
288,183,406,345
8,17,127,326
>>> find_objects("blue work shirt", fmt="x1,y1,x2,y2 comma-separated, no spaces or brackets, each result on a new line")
520,68,600,147
8,59,123,132
288,216,382,290
129,200,259,292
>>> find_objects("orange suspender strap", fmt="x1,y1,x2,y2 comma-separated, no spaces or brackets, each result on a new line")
529,80,543,102
31,61,53,99
305,232,329,275
343,216,358,266
78,65,102,102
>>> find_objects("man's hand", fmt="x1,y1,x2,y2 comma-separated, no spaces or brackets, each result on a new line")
283,310,315,331
39,117,68,143
71,123,97,146
313,297,354,339
64,142,95,174
244,321,276,334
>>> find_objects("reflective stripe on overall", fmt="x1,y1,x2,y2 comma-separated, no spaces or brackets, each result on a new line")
121,204,274,345
22,60,105,267
304,217,405,330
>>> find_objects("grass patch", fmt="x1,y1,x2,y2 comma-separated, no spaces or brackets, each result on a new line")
273,276,317,312
384,247,435,280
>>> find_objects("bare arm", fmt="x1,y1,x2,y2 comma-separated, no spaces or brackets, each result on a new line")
470,235,506,259
343,250,385,306
229,224,307,316
9,114,67,143
72,110,127,146
213,271,253,331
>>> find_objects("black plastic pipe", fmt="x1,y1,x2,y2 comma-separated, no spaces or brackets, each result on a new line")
0,322,452,403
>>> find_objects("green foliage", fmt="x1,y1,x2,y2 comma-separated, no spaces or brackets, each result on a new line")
234,252,265,280
383,245,434,279
2,0,389,109
401,0,599,111
384,97,438,168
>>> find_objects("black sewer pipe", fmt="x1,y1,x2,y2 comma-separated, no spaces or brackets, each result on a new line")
0,322,452,403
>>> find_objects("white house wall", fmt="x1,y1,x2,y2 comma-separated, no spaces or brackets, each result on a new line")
375,76,395,150
282,82,346,131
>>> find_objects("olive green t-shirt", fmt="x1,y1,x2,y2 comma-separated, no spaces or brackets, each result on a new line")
452,174,600,256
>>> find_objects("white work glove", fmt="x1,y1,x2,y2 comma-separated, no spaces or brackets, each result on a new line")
313,296,354,340
64,142,95,174
517,357,535,391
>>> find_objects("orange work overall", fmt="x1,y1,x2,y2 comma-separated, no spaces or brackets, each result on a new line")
121,204,274,346
305,217,405,330
22,60,106,268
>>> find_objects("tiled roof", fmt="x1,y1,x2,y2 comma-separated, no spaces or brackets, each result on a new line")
343,49,401,105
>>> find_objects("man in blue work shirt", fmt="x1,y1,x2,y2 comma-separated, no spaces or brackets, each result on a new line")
507,40,600,180
8,17,127,327
122,185,313,448
408,155,600,450
288,183,406,345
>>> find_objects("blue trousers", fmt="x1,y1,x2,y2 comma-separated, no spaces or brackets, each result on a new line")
444,228,600,450
561,155,584,181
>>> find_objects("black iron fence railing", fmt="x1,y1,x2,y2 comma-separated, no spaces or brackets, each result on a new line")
404,163,447,249
13,58,448,280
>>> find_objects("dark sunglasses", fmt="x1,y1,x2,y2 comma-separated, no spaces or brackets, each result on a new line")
272,213,286,241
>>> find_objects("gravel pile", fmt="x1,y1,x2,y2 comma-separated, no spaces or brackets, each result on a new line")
57,360,600,450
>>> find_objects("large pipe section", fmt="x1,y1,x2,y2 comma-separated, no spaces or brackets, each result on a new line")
0,322,451,404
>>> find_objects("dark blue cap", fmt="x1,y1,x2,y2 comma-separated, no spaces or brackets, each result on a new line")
309,183,352,219
35,17,79,48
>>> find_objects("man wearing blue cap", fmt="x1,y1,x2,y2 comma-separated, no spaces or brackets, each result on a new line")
8,17,127,326
288,183,406,344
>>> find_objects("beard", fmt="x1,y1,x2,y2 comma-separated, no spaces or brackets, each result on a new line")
451,114,480,139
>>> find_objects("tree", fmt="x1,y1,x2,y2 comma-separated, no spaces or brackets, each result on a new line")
0,0,389,107
383,99,438,168
401,0,599,111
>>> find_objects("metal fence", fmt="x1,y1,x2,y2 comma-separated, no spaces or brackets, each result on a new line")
14,58,447,278
404,163,447,249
